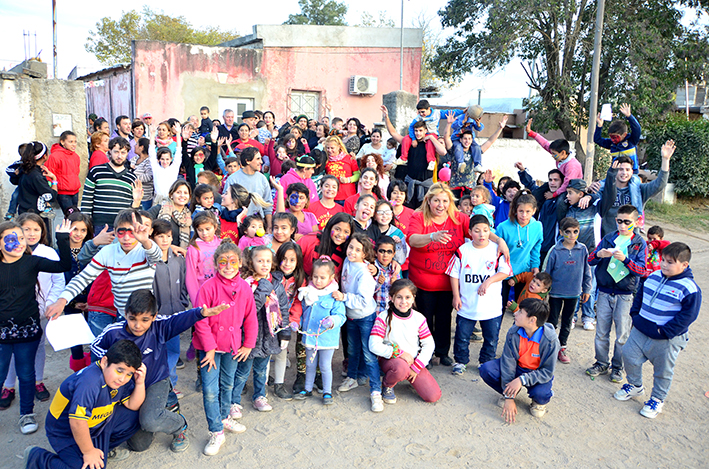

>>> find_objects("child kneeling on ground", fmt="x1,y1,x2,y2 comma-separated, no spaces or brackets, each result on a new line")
479,298,560,423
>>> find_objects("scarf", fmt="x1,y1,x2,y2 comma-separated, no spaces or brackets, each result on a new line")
219,207,243,223
247,275,282,336
328,151,348,163
156,137,172,147
298,280,338,307
158,201,192,248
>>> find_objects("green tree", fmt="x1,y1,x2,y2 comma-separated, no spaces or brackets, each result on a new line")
433,0,708,158
86,7,240,66
285,0,348,26
359,11,395,28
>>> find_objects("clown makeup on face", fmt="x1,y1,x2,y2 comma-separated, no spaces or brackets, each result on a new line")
1,228,26,261
216,253,240,279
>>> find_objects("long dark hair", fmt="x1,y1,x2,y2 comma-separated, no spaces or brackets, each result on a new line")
276,241,306,292
386,279,418,337
359,167,382,199
508,189,537,225
17,213,48,246
316,212,355,257
20,142,47,174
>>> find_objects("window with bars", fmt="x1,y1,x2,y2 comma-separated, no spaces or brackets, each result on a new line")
288,91,320,120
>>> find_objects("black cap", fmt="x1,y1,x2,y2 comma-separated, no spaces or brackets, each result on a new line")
242,110,256,120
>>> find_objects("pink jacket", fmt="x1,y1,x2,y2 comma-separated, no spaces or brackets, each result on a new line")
529,132,583,197
193,273,258,353
278,168,319,203
185,237,221,305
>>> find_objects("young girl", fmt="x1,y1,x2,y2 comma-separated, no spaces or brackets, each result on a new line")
1,213,67,408
352,194,378,238
0,219,72,434
191,184,220,218
219,183,270,244
150,124,184,204
324,136,360,204
238,214,267,250
193,241,257,456
360,152,389,197
496,190,543,313
308,175,343,230
388,180,415,234
233,246,290,412
286,183,318,240
185,212,222,306
344,167,381,215
372,200,409,266
271,242,307,400
483,170,520,227
293,256,346,405
369,279,441,403
269,144,290,178
470,185,496,228
334,233,383,412
267,212,297,254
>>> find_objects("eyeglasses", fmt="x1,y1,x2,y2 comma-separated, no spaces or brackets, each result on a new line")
615,218,634,226
377,249,394,254
115,228,134,238
217,260,239,267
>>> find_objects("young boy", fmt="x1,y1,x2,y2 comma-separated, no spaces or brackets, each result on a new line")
594,103,642,173
25,340,146,468
586,204,647,383
613,242,700,418
373,236,403,315
90,289,228,454
199,106,213,138
644,225,670,280
457,194,474,216
505,271,552,313
544,217,592,364
397,100,445,171
526,118,583,196
479,298,560,422
447,215,512,374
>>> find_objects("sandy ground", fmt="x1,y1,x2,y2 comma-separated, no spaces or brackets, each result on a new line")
3,218,709,468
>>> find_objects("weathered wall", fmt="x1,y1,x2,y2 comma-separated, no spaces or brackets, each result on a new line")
84,68,133,130
0,76,88,212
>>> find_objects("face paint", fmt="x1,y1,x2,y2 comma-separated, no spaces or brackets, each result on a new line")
610,135,623,144
4,232,20,251
289,193,300,207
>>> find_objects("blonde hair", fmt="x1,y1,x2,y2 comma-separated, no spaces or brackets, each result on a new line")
90,131,109,152
419,183,461,226
471,185,491,204
324,136,347,155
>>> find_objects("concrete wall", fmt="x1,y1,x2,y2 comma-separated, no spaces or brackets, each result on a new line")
0,76,88,212
479,138,557,187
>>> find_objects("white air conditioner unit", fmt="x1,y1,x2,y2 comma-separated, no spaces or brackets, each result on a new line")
349,75,377,96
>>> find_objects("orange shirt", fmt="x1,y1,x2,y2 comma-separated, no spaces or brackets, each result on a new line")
517,327,543,370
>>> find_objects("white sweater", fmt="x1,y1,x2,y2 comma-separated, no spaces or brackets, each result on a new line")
369,309,434,373
33,244,65,316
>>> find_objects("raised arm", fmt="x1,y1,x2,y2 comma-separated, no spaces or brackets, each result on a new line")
381,105,404,143
480,115,508,154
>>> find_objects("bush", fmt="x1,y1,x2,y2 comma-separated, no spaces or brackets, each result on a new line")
592,147,612,181
644,116,709,197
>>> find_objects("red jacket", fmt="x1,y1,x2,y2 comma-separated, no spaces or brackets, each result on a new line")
87,271,117,317
45,143,81,195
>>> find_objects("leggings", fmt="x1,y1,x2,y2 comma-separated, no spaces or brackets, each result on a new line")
305,348,334,394
272,347,288,384
549,296,579,347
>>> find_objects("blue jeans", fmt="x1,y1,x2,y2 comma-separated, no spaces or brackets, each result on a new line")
0,339,40,415
454,315,502,365
7,186,19,216
579,270,597,322
232,355,269,404
594,292,633,370
199,352,239,433
479,358,554,405
57,193,79,215
166,335,180,387
88,311,118,342
346,313,381,393
141,200,153,210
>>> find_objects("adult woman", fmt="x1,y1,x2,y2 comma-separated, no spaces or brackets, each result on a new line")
231,123,264,154
131,119,146,140
298,211,355,278
359,152,389,197
89,131,110,168
307,175,343,230
155,121,177,156
18,142,57,219
314,123,330,150
343,118,362,155
263,111,279,139
148,180,192,250
131,138,154,209
343,168,381,215
356,129,385,160
45,131,80,214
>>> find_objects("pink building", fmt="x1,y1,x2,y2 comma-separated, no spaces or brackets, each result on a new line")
80,24,423,128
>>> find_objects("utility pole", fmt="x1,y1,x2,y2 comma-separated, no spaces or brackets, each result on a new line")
53,0,58,79
399,0,404,90
584,0,605,184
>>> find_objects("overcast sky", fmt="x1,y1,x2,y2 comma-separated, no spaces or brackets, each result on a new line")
0,0,534,103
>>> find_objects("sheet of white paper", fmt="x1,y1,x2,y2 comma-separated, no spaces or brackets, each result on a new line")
600,104,613,121
45,314,96,351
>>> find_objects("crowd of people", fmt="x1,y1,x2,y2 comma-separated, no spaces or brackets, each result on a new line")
1,99,701,467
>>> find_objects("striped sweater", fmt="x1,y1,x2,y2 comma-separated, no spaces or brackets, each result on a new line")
81,163,137,228
60,241,162,317
369,309,434,373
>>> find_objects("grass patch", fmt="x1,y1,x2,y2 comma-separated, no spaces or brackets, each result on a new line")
645,198,709,234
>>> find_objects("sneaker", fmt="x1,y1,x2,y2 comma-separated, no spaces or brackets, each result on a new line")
203,431,225,456
394,158,407,166
229,403,243,419
470,333,483,342
221,417,246,433
274,383,293,400
529,401,547,418
614,383,645,401
292,373,305,394
609,368,624,383
107,446,130,461
315,374,324,393
452,363,467,375
382,387,397,404
357,377,368,387
34,383,50,402
19,414,38,435
426,161,435,171
570,318,576,330
170,425,189,452
167,401,180,414
294,390,312,401
370,392,384,413
4,213,14,221
583,320,595,331
439,355,454,367
253,396,272,412
322,393,334,405
640,397,664,419
338,377,358,392
173,388,184,400
585,363,609,377
0,387,16,410
558,348,571,364
458,162,467,174
473,164,485,174
176,358,185,370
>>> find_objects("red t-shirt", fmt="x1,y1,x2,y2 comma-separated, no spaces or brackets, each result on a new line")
220,217,240,244
326,156,359,201
89,150,109,169
308,200,344,231
393,206,415,234
344,192,379,216
298,233,346,280
406,211,470,292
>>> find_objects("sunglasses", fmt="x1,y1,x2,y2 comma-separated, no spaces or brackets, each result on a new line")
115,228,134,237
615,218,634,226
377,249,394,255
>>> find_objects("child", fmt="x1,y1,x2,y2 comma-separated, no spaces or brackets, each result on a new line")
483,170,520,227
191,184,221,218
352,194,378,239
149,125,184,204
324,136,360,204
238,214,267,250
185,212,222,305
470,185,496,227
372,200,409,266
286,183,319,239
458,194,473,216
544,217,592,364
0,219,71,434
292,256,346,404
586,204,647,383
644,225,670,280
335,234,383,412
397,100,442,171
199,106,213,137
233,246,290,413
614,242,700,418
505,272,552,313
267,212,298,255
193,241,257,456
369,279,440,403
308,175,344,230
382,138,398,169
526,118,583,196
24,340,147,468
219,183,269,244
594,103,641,173
447,215,512,374
479,298,560,422
373,236,403,316
343,167,382,215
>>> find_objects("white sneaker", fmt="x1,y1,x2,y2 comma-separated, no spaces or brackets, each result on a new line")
222,417,246,433
583,321,595,331
570,318,576,330
173,388,184,400
640,397,664,419
529,401,547,418
229,403,243,419
203,431,225,456
338,377,358,392
394,158,407,166
371,392,384,413
427,161,435,171
458,162,467,174
19,414,38,434
614,383,645,401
